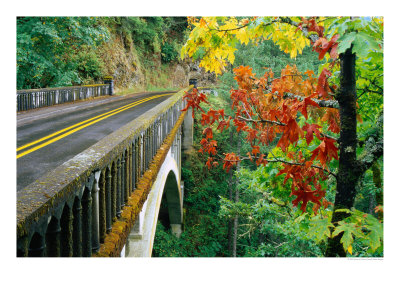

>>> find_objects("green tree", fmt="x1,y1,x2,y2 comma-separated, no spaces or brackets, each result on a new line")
17,17,109,89
181,16,383,257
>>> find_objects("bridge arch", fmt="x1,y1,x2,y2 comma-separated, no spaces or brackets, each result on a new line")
125,148,183,257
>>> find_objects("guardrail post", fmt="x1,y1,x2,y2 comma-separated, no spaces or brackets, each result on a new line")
46,217,61,257
82,179,93,257
116,159,122,218
73,196,83,257
111,162,117,221
29,233,45,257
106,167,112,232
104,76,114,96
99,170,106,243
91,171,101,253
60,204,74,257
17,235,29,257
121,154,126,208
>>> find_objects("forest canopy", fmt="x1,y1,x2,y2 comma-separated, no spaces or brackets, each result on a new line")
155,16,384,258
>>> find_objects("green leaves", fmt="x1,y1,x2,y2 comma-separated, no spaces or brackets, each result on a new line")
330,209,383,255
17,17,109,89
337,29,382,58
332,221,359,254
307,216,334,243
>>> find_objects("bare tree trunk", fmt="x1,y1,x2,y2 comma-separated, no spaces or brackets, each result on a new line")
232,132,241,257
227,167,233,255
227,128,234,256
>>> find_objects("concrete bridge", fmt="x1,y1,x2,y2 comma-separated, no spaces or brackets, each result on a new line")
16,86,194,257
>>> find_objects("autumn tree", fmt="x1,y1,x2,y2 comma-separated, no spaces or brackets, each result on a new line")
181,17,383,257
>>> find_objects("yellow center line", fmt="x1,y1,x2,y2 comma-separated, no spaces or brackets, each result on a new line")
17,93,171,152
17,93,173,159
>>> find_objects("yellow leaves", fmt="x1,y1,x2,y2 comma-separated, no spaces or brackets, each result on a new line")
181,16,312,75
347,244,353,255
236,27,250,45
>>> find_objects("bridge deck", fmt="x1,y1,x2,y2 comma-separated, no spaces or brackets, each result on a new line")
17,91,175,191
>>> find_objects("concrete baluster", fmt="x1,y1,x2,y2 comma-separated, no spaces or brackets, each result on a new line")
81,186,93,257
46,217,61,257
106,167,112,232
111,162,117,220
72,196,83,257
60,204,74,257
121,154,126,208
116,159,122,218
99,170,106,243
91,171,101,253
28,232,45,257
17,235,29,257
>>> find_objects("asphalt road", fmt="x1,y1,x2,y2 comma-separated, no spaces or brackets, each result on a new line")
17,91,176,191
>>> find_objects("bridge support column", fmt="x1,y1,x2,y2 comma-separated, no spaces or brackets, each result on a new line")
170,224,182,238
125,149,183,257
91,171,101,253
182,107,193,154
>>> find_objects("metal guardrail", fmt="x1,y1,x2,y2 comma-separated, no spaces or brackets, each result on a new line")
16,87,191,257
17,84,111,112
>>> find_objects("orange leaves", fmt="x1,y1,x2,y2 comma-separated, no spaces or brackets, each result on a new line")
317,68,333,99
302,123,322,145
223,152,240,172
182,88,208,118
277,118,303,152
295,96,320,120
298,18,325,37
234,66,255,91
291,185,325,213
310,137,339,168
321,108,340,134
184,65,340,214
203,127,213,139
313,34,340,60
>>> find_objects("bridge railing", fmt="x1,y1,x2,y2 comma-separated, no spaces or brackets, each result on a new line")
17,87,191,257
17,83,111,112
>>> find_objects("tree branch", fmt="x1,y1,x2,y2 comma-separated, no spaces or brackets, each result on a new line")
282,92,339,109
237,115,286,126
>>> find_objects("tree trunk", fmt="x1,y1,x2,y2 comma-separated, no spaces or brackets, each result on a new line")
325,48,363,257
232,132,241,257
227,128,234,256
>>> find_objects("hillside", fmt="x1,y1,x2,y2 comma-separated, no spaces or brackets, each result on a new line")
16,17,215,92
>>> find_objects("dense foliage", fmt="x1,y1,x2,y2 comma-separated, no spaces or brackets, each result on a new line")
17,17,188,90
153,16,383,257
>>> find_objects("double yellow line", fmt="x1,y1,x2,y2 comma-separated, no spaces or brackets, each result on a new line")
17,93,173,159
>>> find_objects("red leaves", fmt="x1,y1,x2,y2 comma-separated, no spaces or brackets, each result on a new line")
223,152,240,172
296,96,320,120
302,123,322,145
186,63,341,214
317,68,332,98
310,137,339,168
291,185,324,213
298,18,325,37
321,108,340,134
203,127,213,139
182,88,208,118
313,34,340,61
277,118,303,152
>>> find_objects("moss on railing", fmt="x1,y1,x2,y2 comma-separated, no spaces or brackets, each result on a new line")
93,109,188,257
